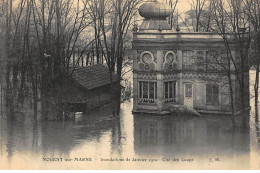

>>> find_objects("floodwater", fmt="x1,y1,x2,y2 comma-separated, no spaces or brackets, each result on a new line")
0,71,259,170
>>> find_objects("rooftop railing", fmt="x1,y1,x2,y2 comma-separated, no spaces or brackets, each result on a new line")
133,31,245,41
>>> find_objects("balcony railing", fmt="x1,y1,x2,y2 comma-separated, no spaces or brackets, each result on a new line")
138,98,157,104
164,98,176,103
133,32,231,41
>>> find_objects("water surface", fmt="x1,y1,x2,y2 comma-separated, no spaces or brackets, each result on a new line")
0,72,259,170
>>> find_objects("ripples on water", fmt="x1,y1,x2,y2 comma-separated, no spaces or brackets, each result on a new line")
0,72,260,169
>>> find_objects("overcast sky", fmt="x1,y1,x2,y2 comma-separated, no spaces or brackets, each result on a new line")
176,0,193,14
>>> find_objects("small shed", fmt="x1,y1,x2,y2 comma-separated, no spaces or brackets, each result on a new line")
49,64,119,113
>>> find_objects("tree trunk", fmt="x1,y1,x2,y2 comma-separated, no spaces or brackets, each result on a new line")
32,73,38,122
86,53,90,66
5,65,14,120
254,38,260,122
5,0,14,120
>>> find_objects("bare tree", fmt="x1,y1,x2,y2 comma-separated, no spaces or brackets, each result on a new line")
163,0,179,29
30,0,93,120
244,0,260,122
0,0,94,120
85,0,140,113
210,0,251,126
188,0,207,32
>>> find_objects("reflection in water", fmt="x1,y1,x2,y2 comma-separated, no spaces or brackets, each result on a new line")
0,104,123,169
134,115,250,158
6,121,14,162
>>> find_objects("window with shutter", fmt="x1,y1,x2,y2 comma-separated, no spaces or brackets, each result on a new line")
213,85,219,105
164,81,176,103
206,84,212,103
206,84,219,105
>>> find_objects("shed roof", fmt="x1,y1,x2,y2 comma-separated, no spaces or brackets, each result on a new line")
70,64,118,90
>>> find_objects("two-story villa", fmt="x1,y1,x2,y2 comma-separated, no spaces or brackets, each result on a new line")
132,1,249,115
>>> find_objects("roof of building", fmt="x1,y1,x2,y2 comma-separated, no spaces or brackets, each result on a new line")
70,64,118,90
139,1,172,19
139,20,172,30
138,1,172,30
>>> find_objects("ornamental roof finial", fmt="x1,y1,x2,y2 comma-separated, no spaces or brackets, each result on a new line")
138,1,173,30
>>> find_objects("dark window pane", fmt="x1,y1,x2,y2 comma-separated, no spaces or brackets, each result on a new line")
149,82,155,99
169,81,173,98
173,81,176,98
206,84,219,105
155,83,157,99
165,82,168,99
213,84,219,105
139,81,143,98
206,84,212,104
143,82,148,98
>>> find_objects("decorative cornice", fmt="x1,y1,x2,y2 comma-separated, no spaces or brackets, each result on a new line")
132,44,227,50
137,73,157,80
134,70,229,81
163,73,178,80
133,70,225,75
182,72,224,80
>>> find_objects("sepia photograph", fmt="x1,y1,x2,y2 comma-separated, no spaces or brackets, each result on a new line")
0,0,259,170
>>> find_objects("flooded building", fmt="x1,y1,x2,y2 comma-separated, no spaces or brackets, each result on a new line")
132,1,250,115
49,64,118,116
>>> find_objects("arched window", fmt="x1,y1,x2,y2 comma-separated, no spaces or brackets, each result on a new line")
140,51,154,64
165,51,177,63
164,51,177,70
142,53,153,64
166,53,175,63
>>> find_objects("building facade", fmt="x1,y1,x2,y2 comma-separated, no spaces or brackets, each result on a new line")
48,64,119,120
132,1,249,115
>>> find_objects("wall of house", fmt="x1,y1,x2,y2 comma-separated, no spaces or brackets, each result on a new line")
85,84,117,112
132,34,241,114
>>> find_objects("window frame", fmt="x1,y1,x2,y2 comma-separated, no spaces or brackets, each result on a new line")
140,51,154,64
206,83,219,105
138,81,157,103
164,81,177,103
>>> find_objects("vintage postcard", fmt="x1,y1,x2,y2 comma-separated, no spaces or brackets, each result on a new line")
0,0,259,170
